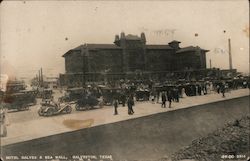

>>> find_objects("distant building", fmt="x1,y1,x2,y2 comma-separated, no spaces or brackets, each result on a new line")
43,77,59,89
60,32,209,87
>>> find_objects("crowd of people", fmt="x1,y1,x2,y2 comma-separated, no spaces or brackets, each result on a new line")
32,76,249,116
109,78,249,115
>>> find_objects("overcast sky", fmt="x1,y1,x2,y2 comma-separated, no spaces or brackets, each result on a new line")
1,0,249,80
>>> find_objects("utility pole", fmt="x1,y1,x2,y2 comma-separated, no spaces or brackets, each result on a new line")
38,69,41,87
209,59,212,69
40,68,43,87
228,38,233,70
36,74,38,86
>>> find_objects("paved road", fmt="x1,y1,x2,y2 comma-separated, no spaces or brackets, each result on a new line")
2,96,249,161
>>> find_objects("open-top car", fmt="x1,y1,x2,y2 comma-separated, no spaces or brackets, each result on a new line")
38,100,72,116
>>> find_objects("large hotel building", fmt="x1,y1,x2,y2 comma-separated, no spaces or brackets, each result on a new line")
60,32,210,86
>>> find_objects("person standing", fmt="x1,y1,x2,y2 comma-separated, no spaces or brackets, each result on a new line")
181,87,186,98
161,92,166,108
173,87,179,102
0,108,8,137
197,84,202,95
113,99,118,115
121,93,126,107
221,84,226,97
203,83,208,95
216,84,220,94
150,91,155,104
167,90,173,108
156,91,160,103
127,95,135,115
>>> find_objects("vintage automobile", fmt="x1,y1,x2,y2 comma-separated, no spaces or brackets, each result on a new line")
182,83,197,96
38,100,72,116
242,79,248,88
3,92,36,111
135,89,150,101
238,77,249,88
5,80,26,93
58,87,85,102
37,88,53,99
41,89,53,100
19,89,37,106
75,95,100,110
153,84,175,93
125,85,137,96
99,87,126,106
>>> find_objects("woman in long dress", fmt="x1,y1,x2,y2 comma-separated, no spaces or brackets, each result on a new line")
181,87,187,98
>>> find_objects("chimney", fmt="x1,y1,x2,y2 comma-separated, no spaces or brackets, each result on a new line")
114,35,120,46
168,40,181,50
141,32,146,44
120,32,126,47
120,32,125,39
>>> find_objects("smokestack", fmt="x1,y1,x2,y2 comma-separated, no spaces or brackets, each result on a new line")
38,70,41,86
36,74,38,85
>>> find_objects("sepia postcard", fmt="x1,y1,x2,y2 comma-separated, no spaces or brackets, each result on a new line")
0,0,249,161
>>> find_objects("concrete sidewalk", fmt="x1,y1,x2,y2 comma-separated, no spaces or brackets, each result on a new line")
1,88,249,146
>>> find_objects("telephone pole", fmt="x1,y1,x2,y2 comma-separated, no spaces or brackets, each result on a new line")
41,68,43,87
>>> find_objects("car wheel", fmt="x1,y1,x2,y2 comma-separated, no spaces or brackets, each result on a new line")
85,105,90,110
75,104,80,111
65,106,72,113
98,102,103,108
47,108,54,116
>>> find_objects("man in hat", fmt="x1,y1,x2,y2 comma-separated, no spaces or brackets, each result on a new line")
161,92,166,108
